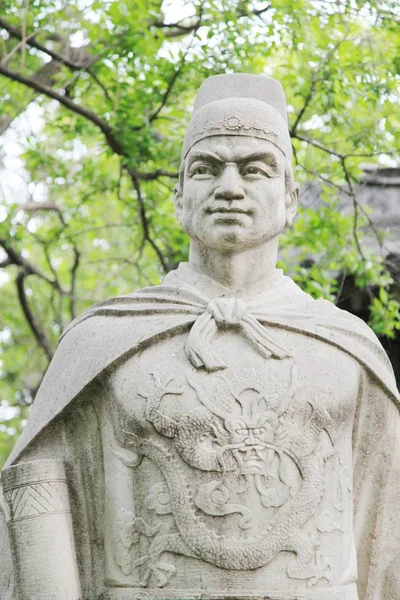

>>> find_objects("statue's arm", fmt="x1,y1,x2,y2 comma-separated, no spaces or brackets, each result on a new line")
353,369,400,600
1,460,82,600
0,477,13,600
0,384,105,600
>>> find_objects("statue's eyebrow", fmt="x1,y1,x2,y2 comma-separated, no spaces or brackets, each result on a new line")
187,150,225,167
235,151,279,171
187,149,279,172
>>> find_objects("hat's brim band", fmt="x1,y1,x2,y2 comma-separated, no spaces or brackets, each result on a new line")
182,98,292,161
183,131,289,160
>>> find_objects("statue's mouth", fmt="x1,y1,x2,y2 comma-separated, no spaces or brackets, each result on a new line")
206,207,252,215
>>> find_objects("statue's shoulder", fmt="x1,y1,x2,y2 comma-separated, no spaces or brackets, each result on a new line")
3,284,190,469
60,285,170,342
278,278,380,343
313,296,380,341
311,297,397,390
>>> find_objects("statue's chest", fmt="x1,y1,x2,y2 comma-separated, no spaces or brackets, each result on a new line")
108,327,359,454
103,328,360,588
107,327,359,520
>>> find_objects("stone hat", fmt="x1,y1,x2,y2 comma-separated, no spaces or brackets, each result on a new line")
182,73,292,160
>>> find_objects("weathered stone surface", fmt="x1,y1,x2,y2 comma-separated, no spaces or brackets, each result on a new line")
1,73,399,600
2,460,82,600
0,479,13,600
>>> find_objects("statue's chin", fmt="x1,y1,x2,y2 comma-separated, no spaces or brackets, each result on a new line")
211,227,250,248
192,227,282,252
186,221,251,250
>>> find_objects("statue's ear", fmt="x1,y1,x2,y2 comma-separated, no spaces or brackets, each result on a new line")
285,183,299,228
174,183,183,220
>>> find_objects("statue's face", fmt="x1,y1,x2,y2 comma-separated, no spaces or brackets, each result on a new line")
175,135,298,251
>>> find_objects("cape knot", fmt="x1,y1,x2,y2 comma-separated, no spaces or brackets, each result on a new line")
207,297,248,326
185,297,290,372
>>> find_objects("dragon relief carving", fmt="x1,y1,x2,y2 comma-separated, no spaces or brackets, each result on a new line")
111,364,339,588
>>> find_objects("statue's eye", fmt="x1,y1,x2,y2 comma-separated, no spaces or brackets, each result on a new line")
190,164,215,178
242,165,270,178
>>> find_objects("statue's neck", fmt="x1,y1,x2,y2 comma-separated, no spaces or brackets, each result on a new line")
188,238,279,291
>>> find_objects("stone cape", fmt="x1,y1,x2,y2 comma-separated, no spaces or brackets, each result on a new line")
1,264,400,600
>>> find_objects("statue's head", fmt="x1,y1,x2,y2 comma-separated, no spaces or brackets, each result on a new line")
174,74,298,251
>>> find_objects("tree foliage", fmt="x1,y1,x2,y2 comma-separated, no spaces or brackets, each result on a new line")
0,0,399,466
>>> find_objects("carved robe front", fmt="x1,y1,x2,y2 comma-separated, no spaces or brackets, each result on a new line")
1,265,399,600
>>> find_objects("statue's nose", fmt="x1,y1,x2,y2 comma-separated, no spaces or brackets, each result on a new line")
214,166,245,200
245,430,256,445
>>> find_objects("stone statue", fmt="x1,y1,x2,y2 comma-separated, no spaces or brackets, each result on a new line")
1,74,399,600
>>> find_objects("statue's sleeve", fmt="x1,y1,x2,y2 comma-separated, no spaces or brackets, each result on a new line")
1,460,83,600
0,477,13,600
353,369,400,600
0,389,105,600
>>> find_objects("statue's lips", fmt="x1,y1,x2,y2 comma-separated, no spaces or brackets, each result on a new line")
205,207,252,216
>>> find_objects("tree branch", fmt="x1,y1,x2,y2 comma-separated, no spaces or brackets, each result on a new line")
149,6,204,123
0,18,95,70
152,3,271,37
152,18,202,37
69,247,80,320
149,66,184,123
290,69,321,135
87,67,113,102
1,29,39,66
252,4,272,17
290,32,349,135
291,133,345,158
340,157,366,261
0,62,125,154
0,236,67,294
296,161,350,195
16,270,53,360
128,170,169,273
0,62,186,169
21,200,64,214
0,60,62,134
293,132,396,163
132,169,179,181
64,222,137,239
